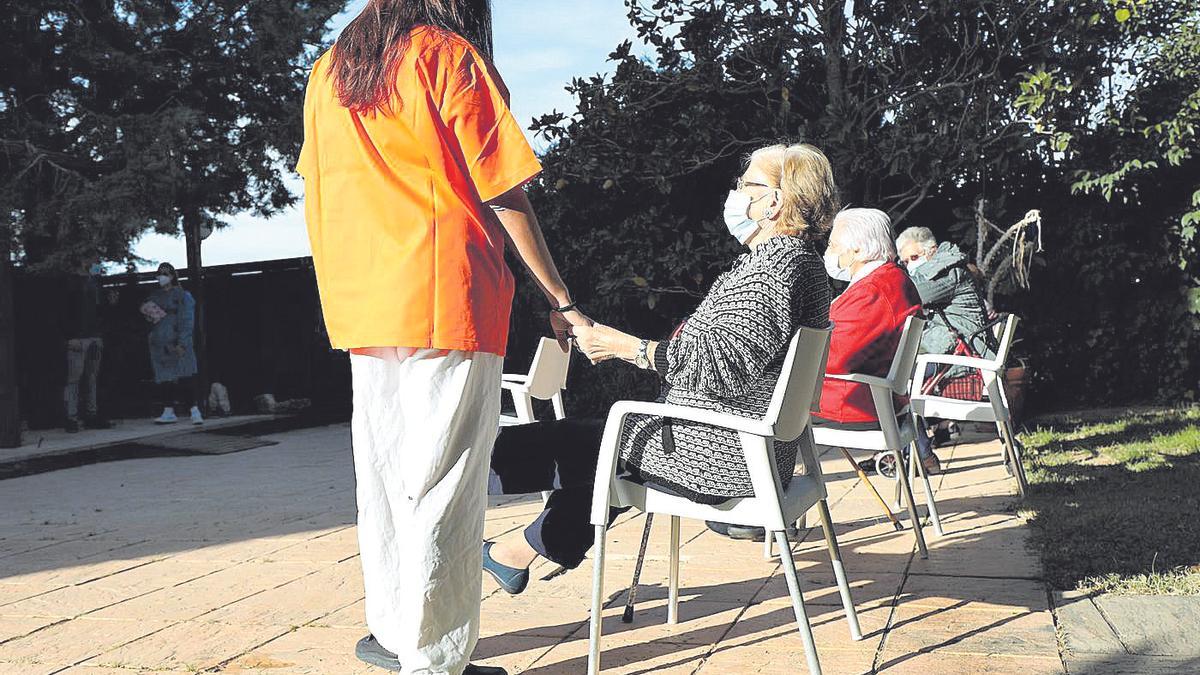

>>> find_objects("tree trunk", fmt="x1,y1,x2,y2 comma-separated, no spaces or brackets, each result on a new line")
184,212,208,411
0,229,21,448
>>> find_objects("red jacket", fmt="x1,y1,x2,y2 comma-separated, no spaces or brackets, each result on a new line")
815,262,922,424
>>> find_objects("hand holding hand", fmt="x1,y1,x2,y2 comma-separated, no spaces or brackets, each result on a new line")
570,323,640,366
550,307,593,352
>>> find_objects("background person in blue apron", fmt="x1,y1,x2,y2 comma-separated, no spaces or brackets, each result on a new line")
141,262,202,425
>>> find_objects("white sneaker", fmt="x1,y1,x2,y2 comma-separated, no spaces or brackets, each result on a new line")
155,407,178,424
190,406,204,425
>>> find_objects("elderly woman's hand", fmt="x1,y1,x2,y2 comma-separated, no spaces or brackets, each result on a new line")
570,323,642,365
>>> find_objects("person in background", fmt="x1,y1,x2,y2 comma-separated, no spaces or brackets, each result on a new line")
61,257,112,433
896,226,995,450
298,2,587,673
896,226,995,368
143,262,202,425
816,209,939,474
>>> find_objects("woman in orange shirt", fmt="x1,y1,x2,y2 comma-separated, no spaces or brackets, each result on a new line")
298,3,588,673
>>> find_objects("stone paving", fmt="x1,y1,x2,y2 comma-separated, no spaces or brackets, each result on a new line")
0,423,1061,674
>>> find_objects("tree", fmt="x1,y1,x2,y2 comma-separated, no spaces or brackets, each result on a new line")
0,1,344,444
515,0,1196,414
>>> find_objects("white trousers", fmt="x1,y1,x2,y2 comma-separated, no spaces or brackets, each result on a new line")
350,349,502,675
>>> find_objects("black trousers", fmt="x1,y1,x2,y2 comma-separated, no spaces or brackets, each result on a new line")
488,418,628,569
158,375,199,409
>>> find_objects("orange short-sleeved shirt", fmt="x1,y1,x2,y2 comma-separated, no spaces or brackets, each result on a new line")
297,27,542,356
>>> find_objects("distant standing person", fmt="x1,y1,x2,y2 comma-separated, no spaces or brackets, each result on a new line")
62,257,112,433
298,2,588,673
142,263,203,425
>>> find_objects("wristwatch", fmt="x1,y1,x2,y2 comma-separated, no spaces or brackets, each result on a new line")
634,339,651,369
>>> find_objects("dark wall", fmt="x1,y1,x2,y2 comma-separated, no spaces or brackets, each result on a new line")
13,257,351,430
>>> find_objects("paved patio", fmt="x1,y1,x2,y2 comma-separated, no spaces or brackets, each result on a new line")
0,422,1061,674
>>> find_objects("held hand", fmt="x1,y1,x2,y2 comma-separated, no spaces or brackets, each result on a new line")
550,308,594,352
569,323,639,366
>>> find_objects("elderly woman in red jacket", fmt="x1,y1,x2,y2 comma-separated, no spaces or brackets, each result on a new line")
815,208,941,475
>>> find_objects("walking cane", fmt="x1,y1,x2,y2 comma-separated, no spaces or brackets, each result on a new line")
621,513,655,623
838,447,904,531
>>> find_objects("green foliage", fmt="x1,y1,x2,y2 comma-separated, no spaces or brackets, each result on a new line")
0,1,345,270
513,0,1197,414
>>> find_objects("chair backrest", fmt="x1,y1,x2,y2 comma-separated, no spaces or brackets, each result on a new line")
525,337,571,400
990,314,1019,367
764,325,833,443
885,314,927,395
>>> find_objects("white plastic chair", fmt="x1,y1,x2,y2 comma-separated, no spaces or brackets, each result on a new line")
811,315,943,546
909,314,1029,497
499,337,570,426
586,326,862,675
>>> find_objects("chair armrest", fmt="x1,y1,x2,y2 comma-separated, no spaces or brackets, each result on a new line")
915,354,999,372
500,380,530,393
826,372,891,389
501,374,528,383
604,400,775,438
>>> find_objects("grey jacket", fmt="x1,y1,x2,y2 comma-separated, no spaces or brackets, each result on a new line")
908,242,994,377
620,235,832,504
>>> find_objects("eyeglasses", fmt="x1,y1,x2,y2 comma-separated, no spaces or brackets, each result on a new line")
735,177,774,191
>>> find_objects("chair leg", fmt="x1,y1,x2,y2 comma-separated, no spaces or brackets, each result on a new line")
764,532,774,560
816,499,862,641
911,441,945,537
551,392,566,420
513,392,535,424
999,420,1030,498
895,449,929,559
588,525,607,675
668,515,681,625
776,530,823,675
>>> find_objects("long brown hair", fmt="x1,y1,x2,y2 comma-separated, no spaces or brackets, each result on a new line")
330,0,494,114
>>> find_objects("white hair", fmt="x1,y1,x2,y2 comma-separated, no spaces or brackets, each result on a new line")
896,226,939,254
830,208,897,263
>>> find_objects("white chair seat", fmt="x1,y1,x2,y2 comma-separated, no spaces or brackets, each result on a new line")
613,474,825,527
812,423,916,453
910,395,998,422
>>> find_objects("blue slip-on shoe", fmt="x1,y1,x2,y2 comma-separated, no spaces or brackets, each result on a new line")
355,635,401,672
355,635,507,674
482,541,529,595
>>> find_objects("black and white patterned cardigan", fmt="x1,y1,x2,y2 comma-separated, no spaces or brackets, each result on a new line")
619,234,832,504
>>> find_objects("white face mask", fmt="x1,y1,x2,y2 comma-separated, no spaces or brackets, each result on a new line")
156,275,172,287
906,257,927,273
823,248,852,282
722,191,762,244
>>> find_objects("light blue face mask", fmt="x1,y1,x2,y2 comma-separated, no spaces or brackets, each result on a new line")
722,190,774,244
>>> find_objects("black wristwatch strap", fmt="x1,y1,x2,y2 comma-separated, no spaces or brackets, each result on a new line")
551,301,579,313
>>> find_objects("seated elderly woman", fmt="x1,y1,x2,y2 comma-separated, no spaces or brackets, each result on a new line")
896,226,996,450
815,209,940,474
481,143,839,592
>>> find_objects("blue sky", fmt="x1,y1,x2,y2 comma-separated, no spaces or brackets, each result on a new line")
131,1,642,270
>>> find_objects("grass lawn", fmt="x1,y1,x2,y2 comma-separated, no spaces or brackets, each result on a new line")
1019,406,1200,595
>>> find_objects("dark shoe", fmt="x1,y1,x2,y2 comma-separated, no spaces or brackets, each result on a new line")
82,415,112,430
482,541,529,595
705,521,800,542
932,426,952,447
64,418,81,433
922,454,943,476
355,634,507,674
855,457,877,473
